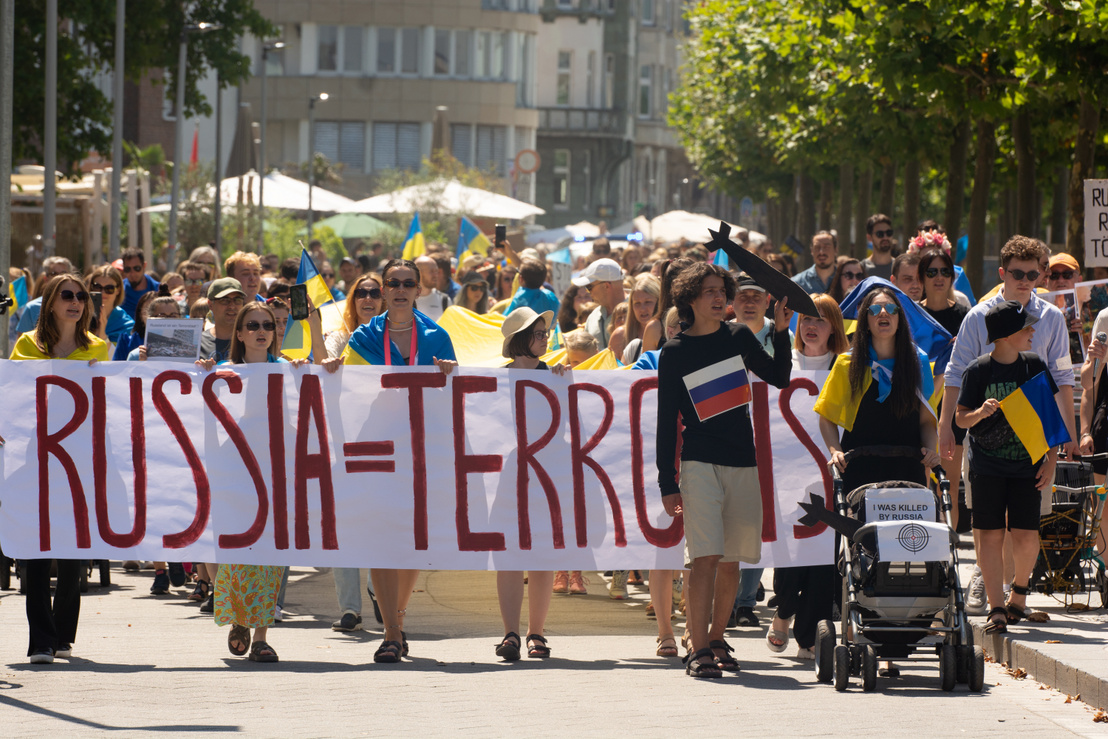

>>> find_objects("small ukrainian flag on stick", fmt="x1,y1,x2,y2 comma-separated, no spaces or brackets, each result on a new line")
456,216,491,262
999,371,1071,463
281,248,336,360
401,212,426,261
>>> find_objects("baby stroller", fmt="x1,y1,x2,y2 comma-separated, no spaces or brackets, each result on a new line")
803,446,983,692
1031,453,1108,609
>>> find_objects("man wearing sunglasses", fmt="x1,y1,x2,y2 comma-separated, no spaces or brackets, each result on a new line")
199,278,247,364
940,235,1076,615
572,258,626,348
120,247,161,319
1046,252,1085,364
861,213,895,280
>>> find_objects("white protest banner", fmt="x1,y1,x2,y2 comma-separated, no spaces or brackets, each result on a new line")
1084,179,1108,268
0,361,835,570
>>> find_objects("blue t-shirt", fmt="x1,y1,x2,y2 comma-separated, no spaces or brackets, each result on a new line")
507,286,561,317
122,275,160,318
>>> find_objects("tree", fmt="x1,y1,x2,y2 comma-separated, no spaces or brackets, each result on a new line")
14,0,274,173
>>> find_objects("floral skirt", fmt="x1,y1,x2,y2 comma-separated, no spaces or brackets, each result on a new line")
214,564,283,629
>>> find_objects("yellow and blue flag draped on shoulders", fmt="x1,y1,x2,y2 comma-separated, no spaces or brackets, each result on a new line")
9,275,28,312
999,371,1070,463
456,216,491,261
813,347,935,432
281,248,336,360
401,212,426,261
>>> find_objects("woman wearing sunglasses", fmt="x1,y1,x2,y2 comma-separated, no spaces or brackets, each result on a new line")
829,256,866,305
212,303,311,664
338,258,458,664
453,272,491,314
11,275,110,664
82,264,135,352
918,248,968,337
493,307,565,662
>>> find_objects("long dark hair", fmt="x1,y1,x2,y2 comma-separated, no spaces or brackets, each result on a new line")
557,284,582,333
829,256,864,303
848,288,921,419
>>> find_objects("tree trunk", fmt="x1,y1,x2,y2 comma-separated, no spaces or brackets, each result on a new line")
878,160,896,217
998,186,1013,248
1067,93,1100,266
838,161,854,254
945,118,971,237
818,179,833,231
904,159,921,245
1013,109,1037,237
1051,165,1068,246
967,118,997,296
766,198,780,252
797,171,815,249
854,164,873,258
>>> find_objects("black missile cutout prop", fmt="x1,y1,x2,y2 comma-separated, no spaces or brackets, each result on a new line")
708,221,820,317
796,492,863,540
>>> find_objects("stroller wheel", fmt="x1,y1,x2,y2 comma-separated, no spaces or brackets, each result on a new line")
955,644,970,684
939,644,957,692
833,645,850,692
862,646,878,692
967,645,985,693
815,620,835,683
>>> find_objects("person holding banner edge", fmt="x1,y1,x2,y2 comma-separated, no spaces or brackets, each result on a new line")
11,274,111,664
656,261,794,679
338,258,459,664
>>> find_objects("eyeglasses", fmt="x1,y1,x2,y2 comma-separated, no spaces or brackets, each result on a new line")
1006,269,1040,283
212,295,245,306
353,287,382,300
467,284,486,291
92,283,117,294
873,229,894,239
867,303,900,317
530,329,550,341
924,267,954,279
244,320,277,333
184,278,205,286
122,264,144,274
1049,270,1075,281
60,290,89,303
842,271,864,280
321,272,335,279
385,279,420,289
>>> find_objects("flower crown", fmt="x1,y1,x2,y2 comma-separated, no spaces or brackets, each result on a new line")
907,230,952,255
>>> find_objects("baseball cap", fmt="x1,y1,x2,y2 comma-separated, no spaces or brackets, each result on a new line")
207,277,245,301
986,300,1038,344
735,275,766,293
1048,253,1080,272
571,258,622,286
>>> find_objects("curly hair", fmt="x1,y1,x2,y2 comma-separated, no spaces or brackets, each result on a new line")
671,262,736,326
1000,235,1047,268
848,288,921,419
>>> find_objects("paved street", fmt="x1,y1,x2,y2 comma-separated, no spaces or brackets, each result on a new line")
0,565,1106,738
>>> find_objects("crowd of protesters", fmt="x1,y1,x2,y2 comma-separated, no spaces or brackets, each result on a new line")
7,216,1103,677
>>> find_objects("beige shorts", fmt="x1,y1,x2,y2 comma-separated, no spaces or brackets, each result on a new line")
678,460,762,568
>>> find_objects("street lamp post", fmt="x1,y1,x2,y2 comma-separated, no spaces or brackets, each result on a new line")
258,40,285,252
166,20,219,271
306,92,329,239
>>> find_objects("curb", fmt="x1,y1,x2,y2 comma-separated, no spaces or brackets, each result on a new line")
973,622,1108,710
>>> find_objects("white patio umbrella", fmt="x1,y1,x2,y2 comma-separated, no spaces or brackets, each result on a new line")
648,210,746,244
342,178,544,220
525,220,600,246
137,171,356,214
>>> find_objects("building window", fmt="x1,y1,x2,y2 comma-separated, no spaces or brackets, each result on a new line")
400,28,421,74
516,33,532,107
475,31,489,77
553,149,570,208
556,51,572,106
603,54,614,108
557,0,574,8
373,122,422,170
475,125,507,174
377,28,396,73
582,149,591,209
314,121,365,171
344,27,363,73
318,25,338,72
434,29,451,75
451,124,472,166
586,51,595,108
491,31,506,79
455,30,472,76
638,64,653,118
642,0,655,24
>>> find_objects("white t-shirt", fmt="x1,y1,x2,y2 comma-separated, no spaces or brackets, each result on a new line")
792,348,835,371
415,289,450,321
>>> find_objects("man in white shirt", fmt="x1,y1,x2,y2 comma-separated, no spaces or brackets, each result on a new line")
414,255,450,320
573,258,625,348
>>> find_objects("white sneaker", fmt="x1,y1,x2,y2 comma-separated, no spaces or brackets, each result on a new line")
609,571,629,600
796,647,815,660
965,567,987,616
274,605,284,622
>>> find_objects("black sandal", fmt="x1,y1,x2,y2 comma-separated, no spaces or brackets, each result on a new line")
526,633,551,658
247,640,279,663
227,624,250,656
401,631,409,658
373,640,402,663
684,647,723,679
984,607,1008,634
188,578,211,602
1006,582,1032,624
709,639,740,672
495,632,521,661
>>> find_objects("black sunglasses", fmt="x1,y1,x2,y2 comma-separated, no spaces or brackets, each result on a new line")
873,228,894,238
92,283,118,294
60,290,89,303
1007,268,1040,283
385,279,420,289
122,264,144,273
1049,270,1075,281
842,271,864,280
353,287,382,300
924,267,954,278
244,320,277,332
321,272,335,279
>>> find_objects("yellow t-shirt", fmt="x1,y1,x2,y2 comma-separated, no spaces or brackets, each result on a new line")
10,331,110,361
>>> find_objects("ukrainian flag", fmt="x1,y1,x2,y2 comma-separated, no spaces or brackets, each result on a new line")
9,274,28,312
401,212,426,261
456,216,491,261
999,371,1071,463
281,248,336,360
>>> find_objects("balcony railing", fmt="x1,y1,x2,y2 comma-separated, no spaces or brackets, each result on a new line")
538,107,626,136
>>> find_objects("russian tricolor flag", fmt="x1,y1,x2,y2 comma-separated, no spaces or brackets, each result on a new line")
683,356,752,421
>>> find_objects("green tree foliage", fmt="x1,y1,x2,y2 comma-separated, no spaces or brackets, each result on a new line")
14,0,274,173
